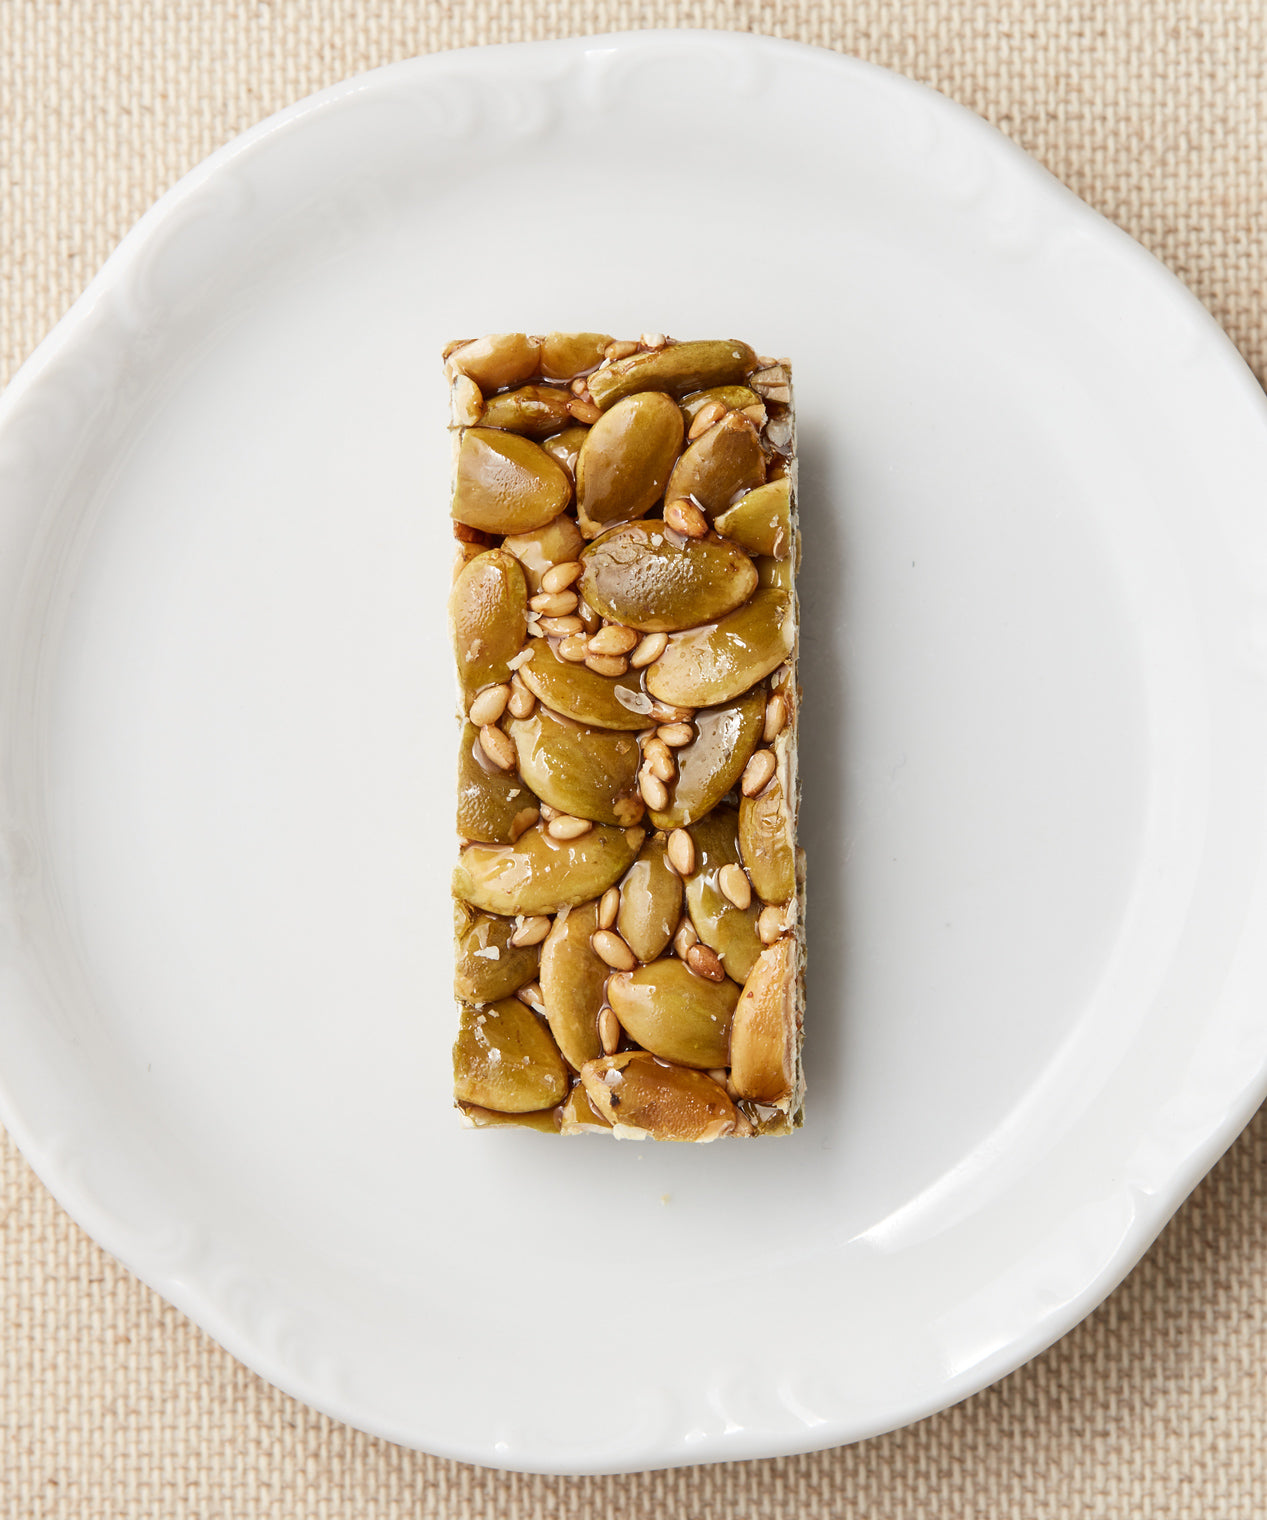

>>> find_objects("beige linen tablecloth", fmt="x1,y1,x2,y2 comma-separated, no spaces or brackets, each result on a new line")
2,4,1265,1515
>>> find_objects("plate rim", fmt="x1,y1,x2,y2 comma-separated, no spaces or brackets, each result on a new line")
2,27,1267,1474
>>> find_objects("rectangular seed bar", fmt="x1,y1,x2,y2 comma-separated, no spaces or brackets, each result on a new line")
446,333,803,1140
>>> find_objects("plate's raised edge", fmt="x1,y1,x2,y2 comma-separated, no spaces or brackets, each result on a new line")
2,29,1267,1476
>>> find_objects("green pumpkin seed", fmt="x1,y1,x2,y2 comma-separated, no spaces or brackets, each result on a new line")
684,807,763,982
739,776,796,904
509,706,643,825
538,900,608,1070
450,550,528,697
588,340,757,409
575,392,684,537
515,639,652,730
539,425,591,482
478,384,576,438
451,428,572,535
448,333,541,392
456,722,540,845
501,513,585,595
454,902,541,1002
714,477,792,558
579,521,757,633
646,590,794,708
605,959,739,1068
454,825,644,916
649,690,764,829
453,998,569,1113
664,412,766,519
540,332,611,380
616,835,683,961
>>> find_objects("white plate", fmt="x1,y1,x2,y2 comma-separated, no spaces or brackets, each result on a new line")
2,30,1267,1476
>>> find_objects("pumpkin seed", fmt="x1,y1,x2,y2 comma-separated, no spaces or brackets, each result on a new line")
448,333,541,392
538,900,607,1070
606,958,738,1068
515,638,652,730
509,705,644,825
580,521,757,633
664,411,766,519
575,392,684,537
478,384,576,438
615,835,683,962
739,776,796,904
646,590,794,708
456,722,540,845
450,549,528,698
538,425,590,482
648,689,764,828
714,477,792,558
684,807,763,982
451,428,572,535
453,902,540,1002
454,824,644,916
587,339,757,409
453,998,569,1113
540,332,611,380
579,1052,739,1141
730,939,798,1102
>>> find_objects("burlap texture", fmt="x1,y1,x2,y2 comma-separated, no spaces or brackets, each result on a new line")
2,3,1265,1515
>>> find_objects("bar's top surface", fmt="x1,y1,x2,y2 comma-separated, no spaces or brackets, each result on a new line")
446,335,804,1141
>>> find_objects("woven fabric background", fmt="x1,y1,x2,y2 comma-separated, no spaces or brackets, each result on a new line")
2,2,1265,1516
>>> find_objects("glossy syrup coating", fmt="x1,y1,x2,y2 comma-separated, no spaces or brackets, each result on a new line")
446,334,803,1141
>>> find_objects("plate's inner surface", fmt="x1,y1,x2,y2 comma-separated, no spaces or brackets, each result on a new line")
4,38,1262,1469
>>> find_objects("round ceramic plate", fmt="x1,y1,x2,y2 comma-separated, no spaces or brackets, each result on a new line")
2,30,1267,1476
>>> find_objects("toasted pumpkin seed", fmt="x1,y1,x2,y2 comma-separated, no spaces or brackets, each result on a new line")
664,411,766,520
454,824,644,916
450,549,528,698
684,807,763,982
456,722,541,845
516,638,652,730
739,777,796,903
478,384,576,438
714,477,792,558
580,521,757,633
454,903,540,1002
453,998,569,1113
730,939,798,1102
616,835,683,962
648,689,764,829
580,1052,740,1141
538,900,607,1070
509,704,643,825
540,332,611,380
588,340,757,409
606,958,738,1066
448,333,541,392
538,426,590,482
646,590,794,708
575,392,684,537
452,428,572,535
